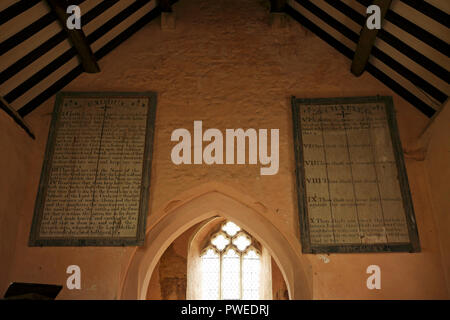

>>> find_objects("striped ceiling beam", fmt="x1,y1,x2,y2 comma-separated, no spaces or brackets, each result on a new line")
0,95,35,139
0,0,446,119
286,0,449,118
0,1,172,117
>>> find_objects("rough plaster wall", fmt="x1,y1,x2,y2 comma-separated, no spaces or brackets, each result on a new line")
424,103,450,298
272,258,289,300
146,261,162,299
157,225,195,300
0,111,34,295
159,244,187,299
147,223,198,299
260,247,273,299
1,0,448,299
186,218,223,299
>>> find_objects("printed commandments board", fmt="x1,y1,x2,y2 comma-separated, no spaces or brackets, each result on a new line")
291,96,420,253
29,92,156,246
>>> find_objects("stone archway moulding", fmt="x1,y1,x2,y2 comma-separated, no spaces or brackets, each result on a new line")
117,182,313,299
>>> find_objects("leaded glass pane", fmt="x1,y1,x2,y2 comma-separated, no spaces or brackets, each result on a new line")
211,232,230,251
222,221,241,237
221,248,241,299
201,248,220,300
200,221,262,300
233,233,251,251
242,248,260,300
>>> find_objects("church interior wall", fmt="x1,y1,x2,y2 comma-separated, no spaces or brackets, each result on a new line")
423,101,450,297
0,0,448,299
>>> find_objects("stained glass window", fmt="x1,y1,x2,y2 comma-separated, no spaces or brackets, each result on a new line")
200,221,261,300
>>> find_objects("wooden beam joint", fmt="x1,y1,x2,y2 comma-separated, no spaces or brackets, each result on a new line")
351,0,391,76
270,0,286,13
46,0,100,73
158,0,172,12
1,96,35,139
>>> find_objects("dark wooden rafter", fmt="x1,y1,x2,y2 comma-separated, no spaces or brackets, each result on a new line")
46,0,100,73
0,96,35,139
351,0,392,76
270,0,286,12
158,0,172,12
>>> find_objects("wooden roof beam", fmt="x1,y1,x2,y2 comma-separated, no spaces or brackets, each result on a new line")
1,96,35,139
351,0,391,76
351,0,392,77
159,0,175,30
270,0,286,12
158,0,172,12
46,0,100,73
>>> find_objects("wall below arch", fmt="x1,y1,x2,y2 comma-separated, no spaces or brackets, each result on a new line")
146,224,197,300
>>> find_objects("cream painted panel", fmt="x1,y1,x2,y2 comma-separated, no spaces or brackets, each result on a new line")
312,0,362,32
0,21,62,71
288,0,441,111
0,1,51,42
382,21,450,72
424,0,450,14
0,0,19,12
374,38,449,94
314,0,449,94
91,1,157,51
1,39,73,94
6,1,157,111
390,1,450,43
0,0,98,72
368,55,442,110
288,0,358,51
83,0,134,35
341,0,367,16
9,57,79,110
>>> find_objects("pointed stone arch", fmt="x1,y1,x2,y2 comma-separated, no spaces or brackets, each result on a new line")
117,182,312,299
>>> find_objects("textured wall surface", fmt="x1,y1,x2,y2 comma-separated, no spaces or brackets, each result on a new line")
0,0,448,299
424,102,450,297
0,111,34,294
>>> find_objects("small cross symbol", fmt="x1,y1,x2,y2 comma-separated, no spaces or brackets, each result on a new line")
337,110,350,119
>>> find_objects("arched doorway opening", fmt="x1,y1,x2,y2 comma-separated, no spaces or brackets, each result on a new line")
145,218,289,300
187,218,289,300
117,183,312,299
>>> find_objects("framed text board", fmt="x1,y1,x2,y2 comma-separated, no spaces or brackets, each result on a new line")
29,92,157,246
291,96,420,253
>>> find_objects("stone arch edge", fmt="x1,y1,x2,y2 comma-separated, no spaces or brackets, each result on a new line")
117,182,313,300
